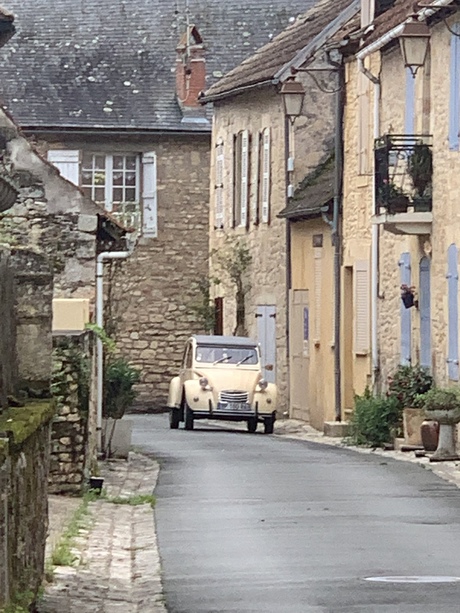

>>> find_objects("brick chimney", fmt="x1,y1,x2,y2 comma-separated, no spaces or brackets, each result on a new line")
176,25,206,110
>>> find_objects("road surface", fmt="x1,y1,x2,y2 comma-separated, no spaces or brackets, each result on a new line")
132,414,460,612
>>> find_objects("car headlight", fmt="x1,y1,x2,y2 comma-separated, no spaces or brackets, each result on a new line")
258,379,268,391
199,377,209,390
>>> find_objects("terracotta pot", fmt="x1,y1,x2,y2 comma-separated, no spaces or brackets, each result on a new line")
420,419,439,452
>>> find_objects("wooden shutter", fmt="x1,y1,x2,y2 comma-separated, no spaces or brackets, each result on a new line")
447,244,459,380
399,252,412,365
261,128,271,224
253,134,261,224
240,129,249,228
47,149,80,185
405,68,416,135
314,248,322,342
354,260,370,354
142,151,157,237
214,297,224,336
419,256,432,370
215,140,224,229
449,25,460,151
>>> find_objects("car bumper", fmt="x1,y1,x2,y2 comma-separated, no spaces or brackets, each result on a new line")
191,402,275,421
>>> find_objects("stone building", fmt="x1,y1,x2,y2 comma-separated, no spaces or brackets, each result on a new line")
0,0,313,410
202,0,358,425
338,0,460,406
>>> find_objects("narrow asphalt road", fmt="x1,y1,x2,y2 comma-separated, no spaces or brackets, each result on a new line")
132,414,460,612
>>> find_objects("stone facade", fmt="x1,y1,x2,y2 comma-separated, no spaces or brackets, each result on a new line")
341,14,460,401
37,132,211,411
209,79,336,417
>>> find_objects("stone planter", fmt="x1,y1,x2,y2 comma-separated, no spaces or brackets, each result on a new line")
425,407,460,462
403,407,426,446
102,418,133,459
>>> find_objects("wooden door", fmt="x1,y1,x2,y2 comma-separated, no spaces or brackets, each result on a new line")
289,290,309,421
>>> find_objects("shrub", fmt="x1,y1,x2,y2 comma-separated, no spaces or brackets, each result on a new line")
347,389,401,447
103,357,141,420
387,364,433,409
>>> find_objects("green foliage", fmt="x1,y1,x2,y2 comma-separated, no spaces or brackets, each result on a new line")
51,495,93,567
85,323,116,353
347,388,402,447
103,357,141,420
423,387,460,413
189,274,221,333
408,143,432,197
387,364,433,409
106,493,156,507
1,591,34,613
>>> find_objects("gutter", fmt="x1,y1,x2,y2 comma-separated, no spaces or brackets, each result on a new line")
356,0,455,61
22,126,212,137
200,79,273,105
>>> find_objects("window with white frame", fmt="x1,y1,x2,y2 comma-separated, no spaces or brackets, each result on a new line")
47,149,158,237
259,128,271,224
233,130,250,228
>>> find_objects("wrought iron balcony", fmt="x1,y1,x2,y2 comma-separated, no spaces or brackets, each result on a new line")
374,134,433,215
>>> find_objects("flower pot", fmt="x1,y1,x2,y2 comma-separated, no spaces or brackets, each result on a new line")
387,195,410,214
420,419,439,452
89,476,104,494
413,195,432,212
401,292,415,309
403,407,426,446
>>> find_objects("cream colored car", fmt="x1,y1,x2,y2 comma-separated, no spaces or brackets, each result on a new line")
167,335,277,434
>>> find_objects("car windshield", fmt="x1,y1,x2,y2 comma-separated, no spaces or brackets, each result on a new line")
195,345,259,365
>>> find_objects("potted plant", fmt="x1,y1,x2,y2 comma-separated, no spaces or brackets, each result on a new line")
423,387,460,461
407,143,433,212
378,181,410,214
387,364,433,446
102,357,140,459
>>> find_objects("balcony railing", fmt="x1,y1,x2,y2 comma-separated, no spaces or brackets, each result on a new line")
374,135,433,215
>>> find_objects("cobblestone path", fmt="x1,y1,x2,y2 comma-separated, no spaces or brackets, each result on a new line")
40,454,166,613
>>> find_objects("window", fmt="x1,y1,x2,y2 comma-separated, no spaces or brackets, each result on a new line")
233,130,250,227
81,153,141,229
214,139,224,229
47,149,158,237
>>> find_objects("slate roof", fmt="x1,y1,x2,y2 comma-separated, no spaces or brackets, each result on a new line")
0,0,315,132
278,154,334,220
203,0,359,101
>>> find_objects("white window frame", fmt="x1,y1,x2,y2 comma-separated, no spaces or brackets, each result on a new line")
215,139,225,229
261,127,271,224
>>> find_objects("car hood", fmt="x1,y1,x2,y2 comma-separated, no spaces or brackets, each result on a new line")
194,368,261,402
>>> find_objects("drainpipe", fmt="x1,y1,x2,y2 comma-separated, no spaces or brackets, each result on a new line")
96,251,130,452
358,58,381,393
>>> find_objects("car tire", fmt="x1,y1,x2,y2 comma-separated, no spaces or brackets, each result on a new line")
247,417,257,433
184,405,194,431
264,416,275,435
169,408,180,429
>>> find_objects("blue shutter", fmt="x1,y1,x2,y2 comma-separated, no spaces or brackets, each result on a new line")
405,68,416,135
447,244,459,380
419,257,431,370
399,252,412,365
449,25,460,151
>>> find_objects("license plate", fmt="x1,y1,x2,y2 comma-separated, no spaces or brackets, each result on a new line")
219,402,248,412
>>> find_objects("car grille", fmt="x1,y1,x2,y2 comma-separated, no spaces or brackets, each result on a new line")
219,390,249,404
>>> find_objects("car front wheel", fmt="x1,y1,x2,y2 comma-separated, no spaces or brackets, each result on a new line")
247,417,257,433
169,408,180,429
264,416,275,435
184,405,194,431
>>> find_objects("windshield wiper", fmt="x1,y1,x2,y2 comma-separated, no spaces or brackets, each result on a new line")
213,356,229,365
236,355,251,366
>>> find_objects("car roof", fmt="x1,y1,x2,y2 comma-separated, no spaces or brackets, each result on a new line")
192,335,258,347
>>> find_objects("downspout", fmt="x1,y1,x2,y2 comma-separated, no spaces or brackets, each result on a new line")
285,114,292,416
333,61,345,421
96,251,130,452
358,58,380,393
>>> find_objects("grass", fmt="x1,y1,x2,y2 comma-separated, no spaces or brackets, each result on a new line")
106,493,156,507
50,491,94,567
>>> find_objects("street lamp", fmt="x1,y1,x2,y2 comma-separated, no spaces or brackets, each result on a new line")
280,79,306,123
399,17,430,78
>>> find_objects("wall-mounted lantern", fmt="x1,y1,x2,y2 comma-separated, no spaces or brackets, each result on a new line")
399,17,430,78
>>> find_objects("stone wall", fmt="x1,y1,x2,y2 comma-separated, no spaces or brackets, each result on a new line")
0,402,55,610
209,83,336,416
50,336,90,494
0,249,16,410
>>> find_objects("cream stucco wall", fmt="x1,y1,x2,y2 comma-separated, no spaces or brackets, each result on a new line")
343,15,460,400
209,80,336,418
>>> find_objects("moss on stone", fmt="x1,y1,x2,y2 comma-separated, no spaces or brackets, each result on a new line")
0,401,56,447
